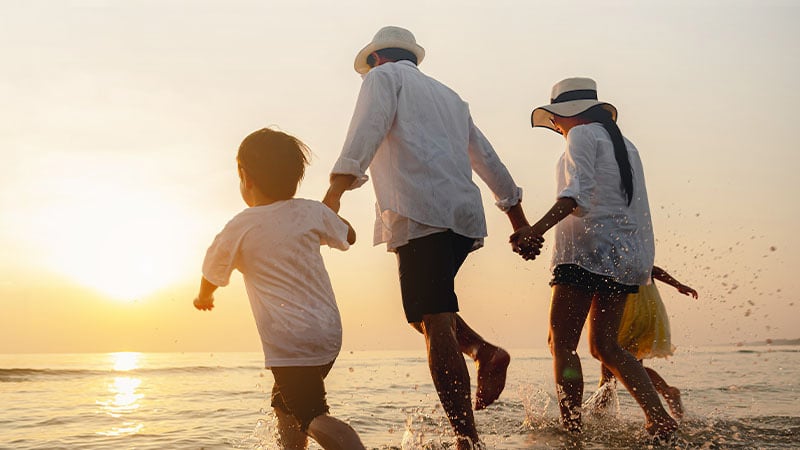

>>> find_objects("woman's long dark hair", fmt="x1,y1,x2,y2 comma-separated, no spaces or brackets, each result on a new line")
580,105,633,206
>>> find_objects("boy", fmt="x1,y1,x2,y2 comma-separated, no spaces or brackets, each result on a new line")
194,128,365,450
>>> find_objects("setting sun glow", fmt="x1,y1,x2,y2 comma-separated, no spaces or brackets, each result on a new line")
23,167,199,301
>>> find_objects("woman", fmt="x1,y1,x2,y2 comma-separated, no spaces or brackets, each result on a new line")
511,78,678,439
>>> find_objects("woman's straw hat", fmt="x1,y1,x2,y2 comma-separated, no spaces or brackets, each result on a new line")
531,77,617,132
354,26,426,75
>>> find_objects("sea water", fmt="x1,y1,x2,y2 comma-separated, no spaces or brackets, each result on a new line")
1,347,798,449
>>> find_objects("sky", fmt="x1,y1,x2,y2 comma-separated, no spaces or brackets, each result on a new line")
1,0,799,354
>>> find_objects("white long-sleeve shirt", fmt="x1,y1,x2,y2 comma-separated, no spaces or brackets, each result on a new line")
331,60,522,251
551,123,655,286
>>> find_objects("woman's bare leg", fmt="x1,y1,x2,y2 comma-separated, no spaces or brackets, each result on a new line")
645,366,683,420
549,284,593,432
588,292,678,438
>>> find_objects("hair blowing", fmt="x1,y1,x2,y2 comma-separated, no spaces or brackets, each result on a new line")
580,105,634,206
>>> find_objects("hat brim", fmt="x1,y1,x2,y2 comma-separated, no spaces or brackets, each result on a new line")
531,101,617,133
354,40,426,74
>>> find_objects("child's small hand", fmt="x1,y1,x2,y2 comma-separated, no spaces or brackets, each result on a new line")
194,295,215,311
677,284,698,299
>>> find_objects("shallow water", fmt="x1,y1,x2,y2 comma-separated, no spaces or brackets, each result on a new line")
1,347,798,449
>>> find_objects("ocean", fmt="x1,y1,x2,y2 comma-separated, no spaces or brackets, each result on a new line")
1,346,798,449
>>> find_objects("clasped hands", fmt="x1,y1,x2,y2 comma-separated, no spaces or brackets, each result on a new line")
509,226,544,261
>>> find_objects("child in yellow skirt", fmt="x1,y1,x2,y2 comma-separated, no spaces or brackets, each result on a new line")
588,265,698,419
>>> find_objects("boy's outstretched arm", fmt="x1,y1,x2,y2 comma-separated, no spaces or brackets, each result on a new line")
652,266,698,299
193,277,219,311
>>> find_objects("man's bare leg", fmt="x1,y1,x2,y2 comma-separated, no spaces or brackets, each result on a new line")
454,314,510,410
420,312,480,450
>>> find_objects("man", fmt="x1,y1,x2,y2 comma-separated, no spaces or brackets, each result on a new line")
323,26,542,449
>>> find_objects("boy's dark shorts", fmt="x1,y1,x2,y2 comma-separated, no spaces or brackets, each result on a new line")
270,360,335,432
396,230,475,323
550,264,639,295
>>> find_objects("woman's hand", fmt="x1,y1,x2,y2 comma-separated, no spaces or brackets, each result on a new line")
509,226,544,260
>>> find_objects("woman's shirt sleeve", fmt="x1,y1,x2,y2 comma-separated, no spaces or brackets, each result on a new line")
558,125,598,216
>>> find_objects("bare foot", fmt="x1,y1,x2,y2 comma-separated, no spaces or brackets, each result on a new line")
474,346,510,410
663,386,684,420
645,415,678,443
456,436,485,450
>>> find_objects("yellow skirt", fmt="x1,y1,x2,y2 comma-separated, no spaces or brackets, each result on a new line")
617,283,675,359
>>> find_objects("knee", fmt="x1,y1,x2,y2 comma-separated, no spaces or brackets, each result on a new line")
421,313,456,338
549,333,578,359
589,336,621,363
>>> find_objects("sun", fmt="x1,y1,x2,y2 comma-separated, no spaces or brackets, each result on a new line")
26,175,202,301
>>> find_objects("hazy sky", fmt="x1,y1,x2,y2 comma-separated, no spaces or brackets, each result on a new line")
2,0,798,353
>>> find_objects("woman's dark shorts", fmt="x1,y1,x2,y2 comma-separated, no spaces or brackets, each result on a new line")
396,230,475,323
550,264,639,295
270,360,335,432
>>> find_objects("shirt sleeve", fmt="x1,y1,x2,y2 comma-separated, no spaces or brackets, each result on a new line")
331,67,400,190
201,218,244,287
317,203,350,251
558,125,597,216
467,116,522,211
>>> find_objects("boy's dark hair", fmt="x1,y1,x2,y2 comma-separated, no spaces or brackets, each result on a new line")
367,47,419,68
237,128,310,200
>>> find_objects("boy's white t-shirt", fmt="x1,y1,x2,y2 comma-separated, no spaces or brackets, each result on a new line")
202,198,350,368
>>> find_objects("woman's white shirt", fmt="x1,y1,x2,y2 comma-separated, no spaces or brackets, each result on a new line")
551,123,655,286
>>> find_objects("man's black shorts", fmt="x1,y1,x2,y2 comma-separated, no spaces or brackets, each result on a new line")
270,360,335,432
550,264,639,295
396,230,475,323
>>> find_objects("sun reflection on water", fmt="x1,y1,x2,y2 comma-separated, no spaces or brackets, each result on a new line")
96,352,145,436
111,352,140,372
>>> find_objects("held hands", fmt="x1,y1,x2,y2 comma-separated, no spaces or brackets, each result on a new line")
193,295,215,311
509,226,544,261
322,193,341,214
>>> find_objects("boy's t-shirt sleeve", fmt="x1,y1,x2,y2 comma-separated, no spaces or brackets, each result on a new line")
202,216,245,287
317,203,350,251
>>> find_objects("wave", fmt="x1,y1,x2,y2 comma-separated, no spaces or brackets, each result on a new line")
0,365,255,382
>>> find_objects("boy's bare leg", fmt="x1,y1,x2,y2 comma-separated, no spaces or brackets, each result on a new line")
274,407,308,450
306,414,366,450
420,312,480,450
588,292,678,439
453,314,510,410
645,366,683,420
